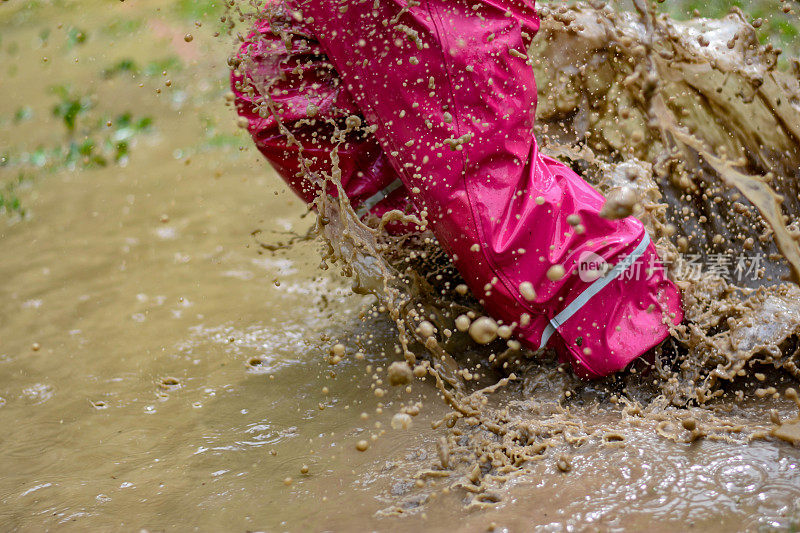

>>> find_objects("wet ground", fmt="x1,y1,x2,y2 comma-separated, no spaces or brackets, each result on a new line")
1,1,800,531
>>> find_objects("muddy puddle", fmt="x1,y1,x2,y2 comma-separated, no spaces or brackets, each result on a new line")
2,0,800,531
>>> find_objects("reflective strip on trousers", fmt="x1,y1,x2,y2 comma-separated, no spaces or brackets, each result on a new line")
538,232,652,350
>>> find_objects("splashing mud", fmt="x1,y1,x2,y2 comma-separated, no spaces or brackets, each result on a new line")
230,0,800,522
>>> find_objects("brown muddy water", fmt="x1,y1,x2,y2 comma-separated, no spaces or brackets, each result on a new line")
2,0,800,531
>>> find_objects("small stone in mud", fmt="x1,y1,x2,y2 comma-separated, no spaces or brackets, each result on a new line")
469,316,498,344
388,361,413,386
184,33,193,42
356,439,369,452
391,413,413,430
546,264,565,282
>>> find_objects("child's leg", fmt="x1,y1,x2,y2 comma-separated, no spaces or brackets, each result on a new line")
295,0,683,377
231,3,411,225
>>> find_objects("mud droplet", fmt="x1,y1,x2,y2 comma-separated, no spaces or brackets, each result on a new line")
391,412,413,430
455,314,471,332
331,343,346,357
356,440,369,452
469,316,498,344
416,320,435,339
772,420,800,445
519,281,536,301
556,454,572,472
388,361,413,386
599,188,637,220
546,264,566,282
436,436,450,469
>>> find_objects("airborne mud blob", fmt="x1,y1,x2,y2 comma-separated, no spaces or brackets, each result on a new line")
230,0,800,521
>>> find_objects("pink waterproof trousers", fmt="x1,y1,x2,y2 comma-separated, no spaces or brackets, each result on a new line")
233,0,684,378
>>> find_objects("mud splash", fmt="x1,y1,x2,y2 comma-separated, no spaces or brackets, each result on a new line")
533,3,800,404
229,0,800,524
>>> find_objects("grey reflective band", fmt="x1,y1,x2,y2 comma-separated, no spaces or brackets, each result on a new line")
356,178,404,217
537,232,652,350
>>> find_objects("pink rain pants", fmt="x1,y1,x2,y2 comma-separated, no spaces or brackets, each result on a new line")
232,0,684,378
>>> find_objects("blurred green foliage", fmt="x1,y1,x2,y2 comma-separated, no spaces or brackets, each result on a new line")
101,56,183,79
65,26,88,48
0,173,28,219
0,86,155,218
46,85,154,168
660,0,799,56
539,0,799,57
50,85,94,135
175,0,223,20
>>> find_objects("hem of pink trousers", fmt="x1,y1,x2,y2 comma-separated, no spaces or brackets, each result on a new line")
555,321,675,380
525,236,684,380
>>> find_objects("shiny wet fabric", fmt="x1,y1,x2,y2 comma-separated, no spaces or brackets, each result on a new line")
232,0,684,378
